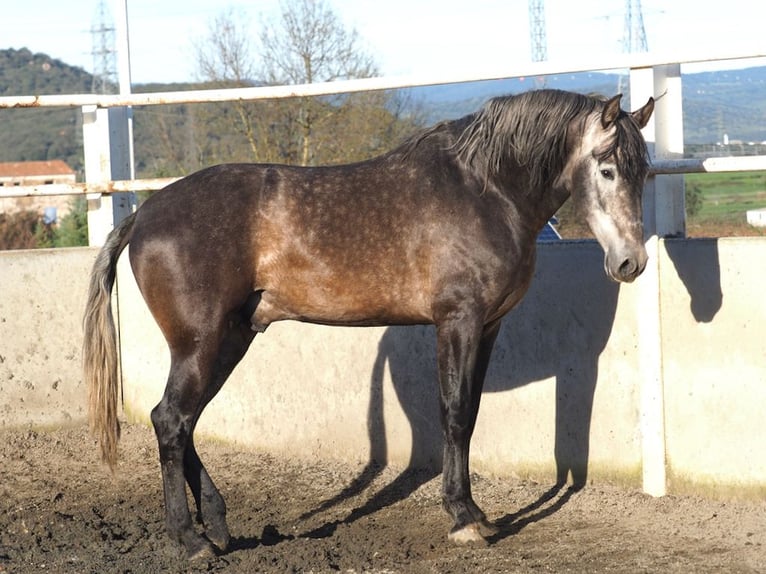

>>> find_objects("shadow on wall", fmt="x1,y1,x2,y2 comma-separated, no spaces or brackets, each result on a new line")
663,238,722,323
302,243,619,526
303,239,722,531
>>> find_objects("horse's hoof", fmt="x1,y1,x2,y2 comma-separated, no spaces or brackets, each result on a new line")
206,526,231,552
187,539,216,561
448,523,489,546
207,533,230,552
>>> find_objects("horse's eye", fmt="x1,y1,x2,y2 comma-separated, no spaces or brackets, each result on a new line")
600,168,615,180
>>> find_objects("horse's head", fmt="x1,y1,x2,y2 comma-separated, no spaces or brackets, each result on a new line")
565,94,654,283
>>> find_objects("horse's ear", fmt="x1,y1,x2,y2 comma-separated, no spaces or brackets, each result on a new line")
631,97,655,129
601,94,622,128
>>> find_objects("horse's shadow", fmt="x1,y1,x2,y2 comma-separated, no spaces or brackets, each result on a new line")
299,239,722,541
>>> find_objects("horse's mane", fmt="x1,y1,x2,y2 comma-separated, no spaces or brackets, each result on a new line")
401,89,650,193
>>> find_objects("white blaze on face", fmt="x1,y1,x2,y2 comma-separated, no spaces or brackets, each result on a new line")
583,157,621,247
586,203,629,279
575,117,647,282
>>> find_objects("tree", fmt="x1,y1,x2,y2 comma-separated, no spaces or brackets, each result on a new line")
192,0,422,167
260,0,377,85
195,8,266,163
685,181,704,218
53,197,89,247
258,0,381,165
0,211,44,250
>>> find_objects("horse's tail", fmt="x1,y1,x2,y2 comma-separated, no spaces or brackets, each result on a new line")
82,212,138,470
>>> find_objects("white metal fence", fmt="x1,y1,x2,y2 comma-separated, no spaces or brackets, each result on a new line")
2,49,766,245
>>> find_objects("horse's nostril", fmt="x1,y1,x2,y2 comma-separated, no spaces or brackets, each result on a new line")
619,258,637,278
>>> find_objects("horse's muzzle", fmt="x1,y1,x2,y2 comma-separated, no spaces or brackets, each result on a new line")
605,247,648,283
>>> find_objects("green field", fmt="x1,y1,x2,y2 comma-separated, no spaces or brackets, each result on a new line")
686,171,766,222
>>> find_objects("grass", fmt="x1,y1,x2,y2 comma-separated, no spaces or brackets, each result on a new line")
687,171,766,219
685,170,766,236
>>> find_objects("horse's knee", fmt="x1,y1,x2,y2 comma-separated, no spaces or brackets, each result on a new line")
443,417,474,446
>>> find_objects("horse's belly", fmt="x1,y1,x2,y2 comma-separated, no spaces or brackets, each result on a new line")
250,278,432,329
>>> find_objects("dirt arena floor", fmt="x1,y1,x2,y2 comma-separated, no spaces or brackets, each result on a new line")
1,422,764,573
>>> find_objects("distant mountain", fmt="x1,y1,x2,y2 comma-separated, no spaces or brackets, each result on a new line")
681,66,766,143
0,47,92,96
2,47,765,176
405,72,620,120
406,67,766,144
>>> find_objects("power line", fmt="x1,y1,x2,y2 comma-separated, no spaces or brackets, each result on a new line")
90,0,118,94
528,0,547,62
623,0,648,53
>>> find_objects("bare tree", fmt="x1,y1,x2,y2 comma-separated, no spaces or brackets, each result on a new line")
195,9,266,161
196,8,256,84
259,0,378,84
258,0,381,165
193,0,423,167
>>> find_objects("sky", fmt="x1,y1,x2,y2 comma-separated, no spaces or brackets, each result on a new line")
2,0,765,86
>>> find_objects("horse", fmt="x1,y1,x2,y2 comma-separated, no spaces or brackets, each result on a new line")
83,88,654,559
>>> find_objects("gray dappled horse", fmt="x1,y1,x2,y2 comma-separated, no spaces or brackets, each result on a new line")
83,89,654,559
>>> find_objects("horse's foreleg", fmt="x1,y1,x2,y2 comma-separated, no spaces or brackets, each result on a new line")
436,316,501,544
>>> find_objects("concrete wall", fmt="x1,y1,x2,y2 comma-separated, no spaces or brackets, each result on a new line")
114,238,766,496
0,247,92,428
117,242,645,489
2,239,764,498
660,238,766,496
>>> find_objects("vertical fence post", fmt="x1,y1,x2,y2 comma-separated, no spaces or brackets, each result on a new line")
631,66,667,497
83,105,136,247
653,64,686,237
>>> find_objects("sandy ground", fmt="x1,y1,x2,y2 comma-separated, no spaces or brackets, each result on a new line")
1,422,764,574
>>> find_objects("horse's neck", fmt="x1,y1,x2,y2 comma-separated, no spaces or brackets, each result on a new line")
542,185,571,220
494,170,571,234
529,187,570,234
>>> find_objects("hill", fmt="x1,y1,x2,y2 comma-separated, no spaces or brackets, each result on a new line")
0,48,92,172
1,47,766,178
680,66,766,143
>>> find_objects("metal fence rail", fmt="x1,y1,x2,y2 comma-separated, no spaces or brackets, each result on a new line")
2,48,763,110
3,156,765,200
1,178,180,198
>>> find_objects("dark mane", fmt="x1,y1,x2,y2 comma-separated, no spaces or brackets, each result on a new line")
603,99,652,185
456,90,598,191
398,118,467,158
401,89,650,193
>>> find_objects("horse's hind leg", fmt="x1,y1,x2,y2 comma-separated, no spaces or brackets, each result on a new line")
183,436,229,551
152,354,214,559
151,312,255,559
183,317,255,551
